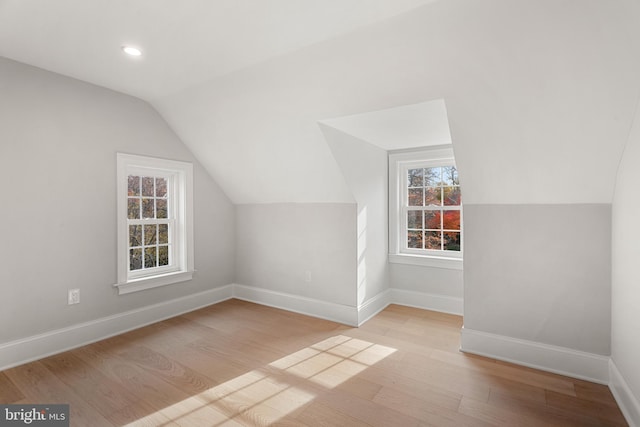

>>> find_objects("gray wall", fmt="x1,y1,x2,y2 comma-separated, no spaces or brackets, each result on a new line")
320,124,465,310
389,264,462,300
612,101,640,405
0,57,236,343
321,125,389,306
235,203,357,307
463,204,611,355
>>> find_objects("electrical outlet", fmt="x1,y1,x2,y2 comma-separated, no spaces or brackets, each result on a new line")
68,288,80,305
304,271,312,283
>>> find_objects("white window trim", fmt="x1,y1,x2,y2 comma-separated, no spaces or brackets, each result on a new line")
115,153,194,295
388,145,463,270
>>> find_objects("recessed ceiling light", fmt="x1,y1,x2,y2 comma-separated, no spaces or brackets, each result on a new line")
122,46,142,57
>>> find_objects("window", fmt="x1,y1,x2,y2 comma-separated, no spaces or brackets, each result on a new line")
405,165,461,252
115,153,194,294
389,146,462,269
127,175,171,275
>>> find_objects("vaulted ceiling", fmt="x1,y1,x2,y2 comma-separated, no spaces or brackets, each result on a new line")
2,0,640,204
0,0,433,101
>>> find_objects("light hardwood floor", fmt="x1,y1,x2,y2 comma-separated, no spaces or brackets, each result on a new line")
0,300,627,426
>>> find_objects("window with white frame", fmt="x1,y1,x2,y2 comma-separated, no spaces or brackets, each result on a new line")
115,153,194,294
389,146,462,269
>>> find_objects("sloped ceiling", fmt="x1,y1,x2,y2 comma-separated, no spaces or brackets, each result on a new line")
2,0,640,204
319,99,452,151
0,0,434,101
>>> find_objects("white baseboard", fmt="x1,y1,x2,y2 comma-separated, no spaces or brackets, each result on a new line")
231,285,462,326
0,284,458,371
390,288,463,315
4,281,622,400
357,290,391,326
610,359,640,427
460,327,610,384
232,284,358,326
0,285,233,372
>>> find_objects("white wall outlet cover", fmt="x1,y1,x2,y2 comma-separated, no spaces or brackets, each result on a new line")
68,289,80,305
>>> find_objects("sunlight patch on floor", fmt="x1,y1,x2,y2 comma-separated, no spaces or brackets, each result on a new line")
125,335,396,426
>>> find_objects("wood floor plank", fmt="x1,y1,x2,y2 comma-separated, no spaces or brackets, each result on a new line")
342,326,437,359
360,352,492,403
0,299,628,427
313,366,382,401
39,352,141,418
117,344,217,395
4,362,114,427
295,402,370,427
315,385,422,427
373,386,494,427
486,391,614,427
156,395,232,426
459,394,615,427
545,390,628,426
106,400,178,427
73,339,219,423
487,377,547,407
0,371,25,403
459,395,559,427
429,349,577,396
373,385,459,418
573,378,622,407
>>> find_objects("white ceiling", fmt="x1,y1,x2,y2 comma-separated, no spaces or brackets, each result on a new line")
2,0,639,205
0,0,434,101
319,99,452,151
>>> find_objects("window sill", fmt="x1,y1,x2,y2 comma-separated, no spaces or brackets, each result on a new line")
388,253,463,270
114,270,194,295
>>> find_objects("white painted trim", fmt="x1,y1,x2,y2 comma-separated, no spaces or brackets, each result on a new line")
0,285,233,372
390,288,463,315
388,253,463,270
231,285,460,326
460,327,610,384
610,359,640,427
114,270,194,295
232,284,358,326
116,153,194,295
1,280,624,399
388,145,462,258
357,290,391,326
0,283,461,371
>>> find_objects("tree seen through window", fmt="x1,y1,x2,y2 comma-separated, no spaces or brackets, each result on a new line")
406,166,461,252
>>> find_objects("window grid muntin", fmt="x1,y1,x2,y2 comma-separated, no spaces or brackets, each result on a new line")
405,206,461,251
402,164,462,254
127,219,174,272
126,172,177,278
